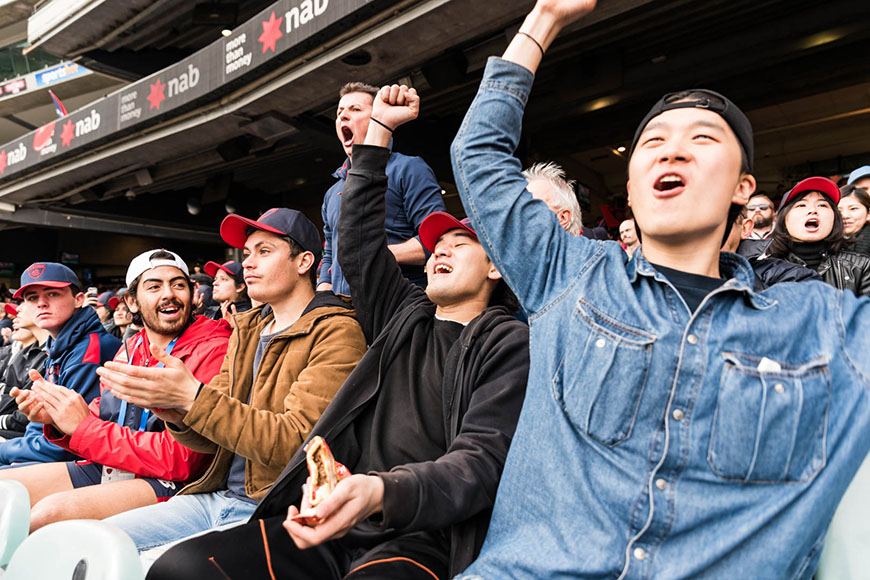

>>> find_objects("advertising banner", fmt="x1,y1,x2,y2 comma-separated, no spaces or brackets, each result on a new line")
0,0,373,180
34,62,88,88
1,78,28,95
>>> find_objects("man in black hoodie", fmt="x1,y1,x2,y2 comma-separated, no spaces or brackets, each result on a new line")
148,86,530,580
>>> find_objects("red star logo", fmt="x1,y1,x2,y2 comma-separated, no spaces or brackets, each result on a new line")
60,120,75,147
147,79,166,110
0,150,6,174
258,11,283,54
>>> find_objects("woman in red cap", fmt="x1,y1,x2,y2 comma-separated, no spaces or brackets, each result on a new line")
765,176,870,295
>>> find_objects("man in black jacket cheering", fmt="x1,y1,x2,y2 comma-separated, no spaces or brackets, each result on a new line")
148,86,529,580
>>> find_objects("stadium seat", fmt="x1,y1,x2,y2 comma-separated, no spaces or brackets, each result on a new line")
0,480,29,568
3,520,144,580
816,454,870,580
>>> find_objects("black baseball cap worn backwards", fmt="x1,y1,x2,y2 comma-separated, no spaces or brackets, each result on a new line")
220,208,323,266
630,89,754,173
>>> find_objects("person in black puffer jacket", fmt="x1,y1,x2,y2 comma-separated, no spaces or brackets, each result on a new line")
838,184,870,256
765,176,870,296
0,301,49,440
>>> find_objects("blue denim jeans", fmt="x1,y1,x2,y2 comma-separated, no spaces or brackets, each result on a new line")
450,56,870,579
104,490,257,552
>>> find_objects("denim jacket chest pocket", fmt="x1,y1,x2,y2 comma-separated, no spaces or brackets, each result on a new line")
552,299,656,447
708,353,830,483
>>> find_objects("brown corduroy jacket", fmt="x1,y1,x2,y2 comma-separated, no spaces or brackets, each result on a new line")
168,292,366,500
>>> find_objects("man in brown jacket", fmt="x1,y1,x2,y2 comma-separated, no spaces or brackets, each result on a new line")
97,208,366,563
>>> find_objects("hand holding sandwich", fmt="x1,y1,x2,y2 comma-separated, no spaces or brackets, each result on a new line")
283,436,384,549
284,473,384,549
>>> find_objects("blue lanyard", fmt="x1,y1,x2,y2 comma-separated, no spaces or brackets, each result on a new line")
116,336,178,431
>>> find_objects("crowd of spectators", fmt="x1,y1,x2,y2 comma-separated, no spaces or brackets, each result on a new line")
0,1,867,578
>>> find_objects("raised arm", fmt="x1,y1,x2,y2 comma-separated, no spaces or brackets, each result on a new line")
450,0,600,314
337,85,428,342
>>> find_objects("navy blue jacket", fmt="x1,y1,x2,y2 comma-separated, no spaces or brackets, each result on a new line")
0,307,120,464
318,151,445,295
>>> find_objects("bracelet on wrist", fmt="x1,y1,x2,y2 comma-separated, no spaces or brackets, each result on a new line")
370,117,394,133
517,31,545,56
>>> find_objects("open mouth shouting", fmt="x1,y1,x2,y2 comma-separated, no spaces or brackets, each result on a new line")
803,217,820,234
340,125,355,149
653,173,686,197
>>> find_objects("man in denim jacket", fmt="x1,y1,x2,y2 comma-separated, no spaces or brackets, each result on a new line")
450,1,870,578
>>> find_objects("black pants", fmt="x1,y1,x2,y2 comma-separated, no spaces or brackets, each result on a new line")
147,514,448,580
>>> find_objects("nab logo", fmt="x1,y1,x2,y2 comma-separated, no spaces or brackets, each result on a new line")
61,109,101,147
27,264,46,279
261,208,279,219
168,64,200,98
2,143,27,172
75,109,101,136
285,0,328,33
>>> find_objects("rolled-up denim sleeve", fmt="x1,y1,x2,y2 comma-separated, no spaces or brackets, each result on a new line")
451,57,596,314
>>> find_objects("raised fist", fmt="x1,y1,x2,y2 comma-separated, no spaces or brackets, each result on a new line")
370,84,420,132
535,0,597,28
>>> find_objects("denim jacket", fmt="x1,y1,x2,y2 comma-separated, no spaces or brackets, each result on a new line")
450,57,870,580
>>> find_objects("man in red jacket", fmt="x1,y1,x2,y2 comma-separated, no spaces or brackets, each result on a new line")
1,249,231,531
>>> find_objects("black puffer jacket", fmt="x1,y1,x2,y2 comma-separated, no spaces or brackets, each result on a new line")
0,341,48,438
782,250,870,296
734,240,822,290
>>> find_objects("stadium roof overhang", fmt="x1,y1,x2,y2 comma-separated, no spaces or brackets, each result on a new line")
0,0,652,220
0,0,866,234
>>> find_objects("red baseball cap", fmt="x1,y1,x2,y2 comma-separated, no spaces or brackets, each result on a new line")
418,212,477,252
204,260,244,282
4,303,17,317
779,176,841,210
219,208,322,266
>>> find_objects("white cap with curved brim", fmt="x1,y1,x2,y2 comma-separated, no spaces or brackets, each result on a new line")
126,249,189,287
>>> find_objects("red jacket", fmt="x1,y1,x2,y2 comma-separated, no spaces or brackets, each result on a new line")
47,316,231,482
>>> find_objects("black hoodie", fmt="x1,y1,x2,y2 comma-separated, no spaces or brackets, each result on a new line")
254,145,529,577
